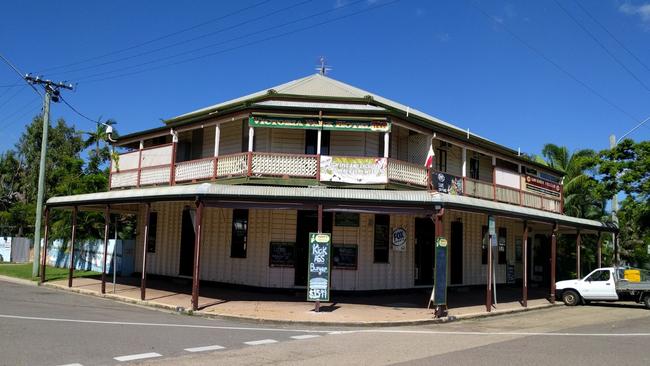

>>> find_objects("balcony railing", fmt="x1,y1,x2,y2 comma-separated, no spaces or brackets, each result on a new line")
109,145,562,214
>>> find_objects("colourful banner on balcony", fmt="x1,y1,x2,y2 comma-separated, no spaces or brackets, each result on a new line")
249,116,390,132
433,171,463,195
319,156,388,184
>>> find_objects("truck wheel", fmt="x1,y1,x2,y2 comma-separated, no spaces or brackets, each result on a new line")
644,295,650,309
562,290,580,306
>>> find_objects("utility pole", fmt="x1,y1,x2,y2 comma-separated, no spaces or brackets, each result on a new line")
26,75,73,277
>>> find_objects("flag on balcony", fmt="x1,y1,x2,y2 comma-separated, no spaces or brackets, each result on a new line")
424,144,435,168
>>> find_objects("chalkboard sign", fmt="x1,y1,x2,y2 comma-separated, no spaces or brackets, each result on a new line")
334,213,359,227
332,244,357,270
269,242,294,267
507,264,516,284
307,233,331,302
433,236,448,305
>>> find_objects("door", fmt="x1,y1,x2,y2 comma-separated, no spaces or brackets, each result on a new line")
580,269,618,300
450,221,463,285
295,210,332,286
414,217,435,286
178,208,196,276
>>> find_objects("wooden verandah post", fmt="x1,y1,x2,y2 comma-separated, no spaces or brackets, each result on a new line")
522,221,528,307
67,206,78,288
191,199,204,311
140,202,151,301
101,205,110,294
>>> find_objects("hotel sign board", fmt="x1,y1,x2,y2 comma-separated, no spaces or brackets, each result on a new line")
307,233,331,302
249,116,391,132
320,156,388,184
524,175,561,197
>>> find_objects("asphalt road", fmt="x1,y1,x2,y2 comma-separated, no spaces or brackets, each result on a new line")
1,278,649,366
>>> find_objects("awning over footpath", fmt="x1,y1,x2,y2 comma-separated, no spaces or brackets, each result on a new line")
46,184,616,233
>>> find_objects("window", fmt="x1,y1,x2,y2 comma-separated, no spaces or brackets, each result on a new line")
470,157,480,180
378,133,389,157
481,225,488,264
498,227,507,264
373,214,390,263
231,209,248,258
146,212,158,253
304,130,330,155
437,149,447,172
586,270,610,282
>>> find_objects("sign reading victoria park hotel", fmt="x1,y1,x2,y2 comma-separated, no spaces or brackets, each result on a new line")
249,115,391,132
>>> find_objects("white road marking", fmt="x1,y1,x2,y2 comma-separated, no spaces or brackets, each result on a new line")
291,334,321,340
245,339,278,346
57,364,84,366
184,345,225,353
2,313,648,338
113,352,162,362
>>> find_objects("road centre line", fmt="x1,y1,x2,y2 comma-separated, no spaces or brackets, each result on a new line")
114,352,162,362
245,339,278,345
291,334,321,340
2,313,649,337
56,364,83,366
184,345,225,352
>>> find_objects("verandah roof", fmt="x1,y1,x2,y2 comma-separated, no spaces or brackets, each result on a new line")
46,184,616,233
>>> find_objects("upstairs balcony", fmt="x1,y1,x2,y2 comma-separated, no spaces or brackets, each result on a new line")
110,115,563,214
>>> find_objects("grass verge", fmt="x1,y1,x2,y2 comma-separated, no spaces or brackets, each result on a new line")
0,263,99,282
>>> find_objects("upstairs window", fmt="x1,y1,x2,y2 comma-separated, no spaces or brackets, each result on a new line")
470,157,480,180
437,149,447,172
231,209,248,258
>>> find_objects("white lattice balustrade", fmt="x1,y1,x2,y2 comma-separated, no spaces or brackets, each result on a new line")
139,167,171,185
175,159,214,182
388,160,428,186
110,171,138,188
216,153,248,177
252,154,317,178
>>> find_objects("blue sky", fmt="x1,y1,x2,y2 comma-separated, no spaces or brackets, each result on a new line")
1,0,649,155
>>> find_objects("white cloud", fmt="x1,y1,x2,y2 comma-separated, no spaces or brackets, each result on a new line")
619,2,650,23
436,33,450,43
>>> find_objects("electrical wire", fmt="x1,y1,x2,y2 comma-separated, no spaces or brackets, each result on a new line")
572,0,650,75
47,0,317,78
58,94,102,125
468,1,642,124
36,0,273,74
0,53,42,98
553,0,650,94
75,0,390,83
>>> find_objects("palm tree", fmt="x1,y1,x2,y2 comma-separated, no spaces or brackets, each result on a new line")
82,119,117,173
541,144,605,219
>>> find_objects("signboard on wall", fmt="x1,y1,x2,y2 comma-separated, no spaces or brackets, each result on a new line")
392,227,407,251
307,233,331,302
0,237,11,262
320,156,388,184
434,172,463,195
269,242,295,267
332,244,357,270
249,116,391,132
525,175,561,197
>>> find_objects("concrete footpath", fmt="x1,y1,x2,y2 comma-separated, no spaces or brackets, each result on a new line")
26,275,561,326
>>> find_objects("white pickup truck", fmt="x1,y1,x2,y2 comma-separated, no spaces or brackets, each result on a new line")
555,267,650,308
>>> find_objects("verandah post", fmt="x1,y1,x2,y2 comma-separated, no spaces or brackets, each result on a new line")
550,223,558,303
141,202,151,301
191,199,204,311
314,203,323,312
101,204,110,294
68,206,78,288
522,221,528,307
576,229,581,279
39,208,50,284
486,216,493,312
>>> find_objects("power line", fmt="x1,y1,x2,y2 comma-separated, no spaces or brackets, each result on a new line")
553,0,650,94
0,104,42,134
0,83,23,88
572,0,650,75
47,0,316,78
0,95,39,122
59,94,101,125
37,0,273,74
75,0,385,83
0,53,42,98
468,1,642,124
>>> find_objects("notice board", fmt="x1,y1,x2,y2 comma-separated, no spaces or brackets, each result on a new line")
433,236,448,305
307,233,331,302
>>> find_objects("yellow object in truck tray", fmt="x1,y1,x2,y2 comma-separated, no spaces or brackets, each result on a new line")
624,269,641,282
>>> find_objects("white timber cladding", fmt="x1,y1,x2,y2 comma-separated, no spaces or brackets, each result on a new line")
270,129,304,154
329,131,380,157
134,204,536,290
218,120,243,155
202,126,215,158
